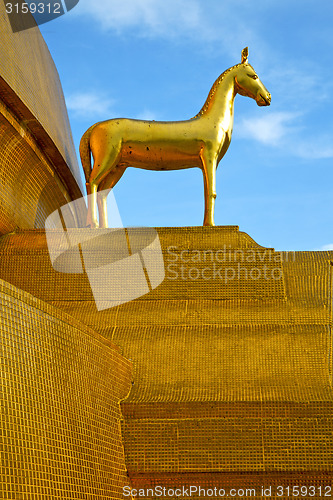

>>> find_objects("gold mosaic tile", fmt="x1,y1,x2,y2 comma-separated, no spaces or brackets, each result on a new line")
0,278,132,498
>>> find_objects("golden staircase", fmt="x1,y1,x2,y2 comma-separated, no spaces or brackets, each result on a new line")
0,226,332,497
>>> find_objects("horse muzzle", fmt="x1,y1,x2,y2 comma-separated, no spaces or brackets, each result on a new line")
256,92,271,106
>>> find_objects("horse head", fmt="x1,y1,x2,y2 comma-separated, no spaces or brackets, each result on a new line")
234,47,271,106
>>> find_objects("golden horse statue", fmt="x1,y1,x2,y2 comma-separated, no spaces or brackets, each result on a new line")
80,47,271,228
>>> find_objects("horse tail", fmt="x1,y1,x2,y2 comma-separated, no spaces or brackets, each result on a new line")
79,123,97,186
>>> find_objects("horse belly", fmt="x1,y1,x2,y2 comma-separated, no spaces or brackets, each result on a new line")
120,143,202,171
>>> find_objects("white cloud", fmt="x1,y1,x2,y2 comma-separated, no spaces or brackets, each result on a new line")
237,111,299,146
237,111,333,159
66,92,115,118
133,109,159,121
76,0,203,38
317,244,333,251
74,0,277,55
293,138,333,160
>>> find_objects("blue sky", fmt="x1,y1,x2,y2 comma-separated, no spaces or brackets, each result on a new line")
39,0,333,251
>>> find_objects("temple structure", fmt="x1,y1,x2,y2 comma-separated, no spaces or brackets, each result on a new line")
0,5,132,498
0,2,82,234
0,3,332,498
1,227,332,497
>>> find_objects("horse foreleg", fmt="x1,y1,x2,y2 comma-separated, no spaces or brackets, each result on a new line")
200,150,217,226
97,190,109,229
97,166,126,228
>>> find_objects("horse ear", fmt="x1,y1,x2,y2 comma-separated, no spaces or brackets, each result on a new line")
241,47,249,64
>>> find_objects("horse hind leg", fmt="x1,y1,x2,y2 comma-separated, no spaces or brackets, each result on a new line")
97,166,126,228
86,143,122,228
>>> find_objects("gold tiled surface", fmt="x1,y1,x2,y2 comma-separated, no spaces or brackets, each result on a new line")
0,109,77,234
0,228,330,327
122,415,333,472
0,226,332,483
0,1,81,188
0,227,290,306
0,277,132,498
0,0,84,234
114,324,332,403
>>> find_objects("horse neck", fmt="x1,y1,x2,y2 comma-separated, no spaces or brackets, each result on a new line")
194,67,237,130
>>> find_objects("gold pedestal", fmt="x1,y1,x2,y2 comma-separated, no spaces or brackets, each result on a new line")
0,226,332,497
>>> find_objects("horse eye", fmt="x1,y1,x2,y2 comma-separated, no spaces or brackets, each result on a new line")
250,74,258,80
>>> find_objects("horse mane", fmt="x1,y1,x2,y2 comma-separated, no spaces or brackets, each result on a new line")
192,63,242,119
